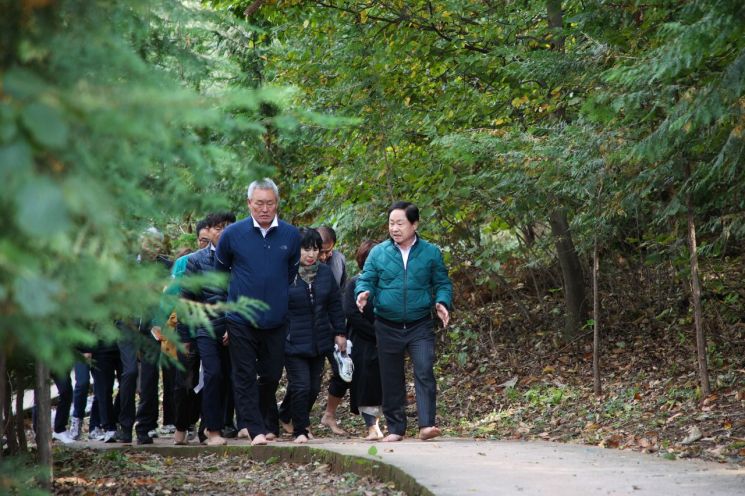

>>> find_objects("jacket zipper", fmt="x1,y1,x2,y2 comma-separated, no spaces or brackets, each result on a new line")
402,251,408,329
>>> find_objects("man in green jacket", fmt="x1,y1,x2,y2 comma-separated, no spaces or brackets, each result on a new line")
356,201,452,442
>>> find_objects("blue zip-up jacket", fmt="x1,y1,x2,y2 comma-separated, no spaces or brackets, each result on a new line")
215,217,301,329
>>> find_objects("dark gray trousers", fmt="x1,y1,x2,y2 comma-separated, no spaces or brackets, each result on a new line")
375,318,436,435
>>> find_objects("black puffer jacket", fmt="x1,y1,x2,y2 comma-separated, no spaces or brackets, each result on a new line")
178,246,228,340
286,263,346,357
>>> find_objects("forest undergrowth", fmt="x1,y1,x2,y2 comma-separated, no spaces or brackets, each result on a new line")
331,257,745,466
433,257,745,465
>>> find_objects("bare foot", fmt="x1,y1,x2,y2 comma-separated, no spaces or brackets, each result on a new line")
381,434,403,442
251,434,267,446
206,431,227,446
237,428,249,439
294,434,308,444
280,420,293,435
419,426,442,440
364,425,384,441
321,413,347,435
265,432,277,442
174,430,188,445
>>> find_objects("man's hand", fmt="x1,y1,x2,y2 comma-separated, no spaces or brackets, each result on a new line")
222,330,229,346
151,326,163,341
335,335,347,354
435,303,450,328
356,291,370,313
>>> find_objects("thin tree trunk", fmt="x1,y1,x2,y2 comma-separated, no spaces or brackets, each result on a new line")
34,361,52,489
5,373,16,454
0,349,5,459
15,374,26,452
549,209,588,341
592,239,601,396
546,0,565,50
686,190,710,397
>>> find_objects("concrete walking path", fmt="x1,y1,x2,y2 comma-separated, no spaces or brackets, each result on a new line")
74,435,745,495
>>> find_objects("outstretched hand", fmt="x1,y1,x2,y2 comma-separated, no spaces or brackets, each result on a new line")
356,291,370,313
435,303,450,328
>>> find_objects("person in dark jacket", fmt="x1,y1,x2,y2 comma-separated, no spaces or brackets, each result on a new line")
285,228,347,444
216,178,301,446
345,240,384,440
356,201,452,442
176,211,235,445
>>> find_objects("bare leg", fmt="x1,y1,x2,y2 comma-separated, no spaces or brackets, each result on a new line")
174,430,188,445
321,394,347,435
364,421,384,441
419,426,441,440
206,429,227,446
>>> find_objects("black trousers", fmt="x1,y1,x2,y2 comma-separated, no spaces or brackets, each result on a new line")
285,354,325,437
117,337,160,437
173,342,201,432
376,318,436,436
196,336,230,431
161,363,175,426
91,349,121,431
228,320,286,437
278,348,349,424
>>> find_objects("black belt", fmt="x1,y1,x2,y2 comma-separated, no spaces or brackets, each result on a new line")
376,315,432,330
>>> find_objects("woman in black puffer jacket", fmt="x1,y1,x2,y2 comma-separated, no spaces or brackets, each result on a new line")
285,228,347,443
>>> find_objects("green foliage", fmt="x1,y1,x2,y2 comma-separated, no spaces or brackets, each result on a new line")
0,0,287,373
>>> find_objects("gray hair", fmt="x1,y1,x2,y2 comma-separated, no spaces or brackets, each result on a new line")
247,178,280,202
141,226,164,242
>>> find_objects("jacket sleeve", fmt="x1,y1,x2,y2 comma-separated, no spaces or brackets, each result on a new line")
431,247,453,310
288,229,301,284
180,254,200,302
327,274,347,336
355,246,380,298
215,231,231,271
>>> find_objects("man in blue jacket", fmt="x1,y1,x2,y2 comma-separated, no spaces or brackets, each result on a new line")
216,178,301,446
356,201,452,442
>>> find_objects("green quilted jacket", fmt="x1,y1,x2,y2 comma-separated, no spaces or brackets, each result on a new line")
355,237,452,323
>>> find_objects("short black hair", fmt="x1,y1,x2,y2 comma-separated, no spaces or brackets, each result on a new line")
317,226,337,244
299,227,323,250
388,201,419,224
205,211,236,228
196,218,209,234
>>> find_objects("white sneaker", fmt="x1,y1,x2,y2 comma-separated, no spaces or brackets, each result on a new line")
147,429,159,438
334,340,354,383
158,424,176,435
52,431,75,444
89,426,105,441
101,430,118,443
70,417,83,440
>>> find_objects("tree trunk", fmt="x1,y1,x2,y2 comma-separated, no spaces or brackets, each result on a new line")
686,190,710,397
5,373,16,455
15,374,27,452
546,0,565,50
34,361,52,489
549,209,588,341
0,349,5,459
592,239,601,396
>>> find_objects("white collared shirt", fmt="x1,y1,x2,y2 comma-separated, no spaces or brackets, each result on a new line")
253,216,279,238
395,235,418,269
